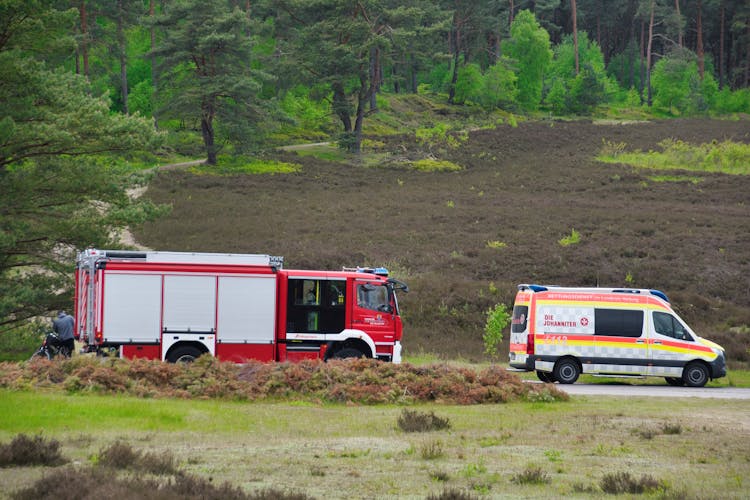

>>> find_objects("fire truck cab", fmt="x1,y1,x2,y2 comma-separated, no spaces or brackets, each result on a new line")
75,249,408,363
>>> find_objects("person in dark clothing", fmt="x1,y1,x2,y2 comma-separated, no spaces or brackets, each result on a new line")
52,311,75,356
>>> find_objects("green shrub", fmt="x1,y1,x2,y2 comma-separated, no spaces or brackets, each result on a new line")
483,303,510,356
559,228,581,246
411,159,462,172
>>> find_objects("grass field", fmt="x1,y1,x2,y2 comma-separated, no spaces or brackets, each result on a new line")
1,389,748,499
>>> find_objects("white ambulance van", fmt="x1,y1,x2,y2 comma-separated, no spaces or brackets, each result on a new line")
508,284,726,387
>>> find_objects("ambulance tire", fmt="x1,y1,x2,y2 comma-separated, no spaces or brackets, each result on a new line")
682,362,709,388
536,370,556,383
167,346,203,363
665,377,685,386
553,358,580,384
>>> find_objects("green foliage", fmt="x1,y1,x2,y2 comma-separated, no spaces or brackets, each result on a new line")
415,123,466,152
478,58,519,110
545,32,612,114
503,10,552,111
151,1,273,163
598,139,750,175
559,228,581,246
0,6,165,332
0,322,46,361
453,63,483,105
189,157,301,176
713,88,750,114
651,50,718,115
483,303,510,357
410,159,462,172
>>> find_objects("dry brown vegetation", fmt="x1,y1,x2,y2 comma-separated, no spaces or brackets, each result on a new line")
136,118,750,365
0,356,566,404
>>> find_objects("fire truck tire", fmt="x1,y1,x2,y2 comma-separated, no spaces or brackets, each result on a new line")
665,377,685,386
332,347,365,359
682,362,709,387
536,370,555,383
167,346,203,363
553,358,580,384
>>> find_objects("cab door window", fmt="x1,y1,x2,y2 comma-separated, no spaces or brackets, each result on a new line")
653,312,692,341
357,283,390,312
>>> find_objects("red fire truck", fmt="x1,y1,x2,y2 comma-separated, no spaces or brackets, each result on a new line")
74,249,408,363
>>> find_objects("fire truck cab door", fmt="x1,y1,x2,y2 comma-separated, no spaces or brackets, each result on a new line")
352,280,395,341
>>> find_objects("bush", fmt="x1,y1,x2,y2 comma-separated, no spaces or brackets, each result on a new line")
600,471,664,494
10,464,313,500
0,434,66,467
511,465,550,485
397,409,451,433
0,356,568,405
96,441,178,475
426,489,478,500
483,303,510,357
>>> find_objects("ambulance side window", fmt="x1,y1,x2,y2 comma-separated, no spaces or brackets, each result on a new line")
594,309,644,337
653,312,692,341
511,306,529,333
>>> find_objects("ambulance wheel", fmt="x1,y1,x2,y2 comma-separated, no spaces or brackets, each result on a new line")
665,377,685,386
167,346,202,363
682,362,709,388
553,358,580,384
536,370,555,383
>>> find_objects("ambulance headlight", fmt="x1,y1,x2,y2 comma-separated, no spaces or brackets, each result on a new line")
712,347,724,356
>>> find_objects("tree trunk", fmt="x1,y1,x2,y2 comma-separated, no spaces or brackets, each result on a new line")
646,1,654,107
150,0,158,129
201,99,217,165
696,0,704,78
675,0,683,47
719,1,725,89
117,0,129,114
509,0,514,26
572,0,579,74
640,20,645,103
80,1,89,78
369,47,380,112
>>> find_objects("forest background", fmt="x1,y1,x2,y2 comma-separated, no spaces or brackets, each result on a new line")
1,0,749,361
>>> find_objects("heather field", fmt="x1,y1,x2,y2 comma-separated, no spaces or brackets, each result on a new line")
136,117,750,366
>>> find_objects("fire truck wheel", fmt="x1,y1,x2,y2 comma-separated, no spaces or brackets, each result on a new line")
665,377,685,386
536,370,555,383
167,346,203,363
332,347,365,359
553,358,580,384
682,362,709,388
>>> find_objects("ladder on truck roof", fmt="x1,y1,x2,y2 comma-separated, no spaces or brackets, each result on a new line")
77,248,284,268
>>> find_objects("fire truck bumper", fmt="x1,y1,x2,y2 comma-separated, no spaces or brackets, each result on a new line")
392,341,402,364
